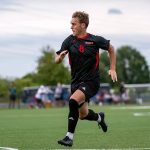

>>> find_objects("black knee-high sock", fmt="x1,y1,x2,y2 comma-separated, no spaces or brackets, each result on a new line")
68,99,79,133
83,109,98,121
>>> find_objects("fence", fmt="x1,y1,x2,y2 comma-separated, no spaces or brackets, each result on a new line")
125,83,150,104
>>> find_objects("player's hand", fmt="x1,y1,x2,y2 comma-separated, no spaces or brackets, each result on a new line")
60,50,68,59
55,50,68,64
108,69,117,82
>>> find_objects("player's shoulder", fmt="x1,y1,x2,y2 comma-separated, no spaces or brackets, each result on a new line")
89,33,109,43
89,33,103,39
63,35,76,46
86,33,100,42
64,34,75,41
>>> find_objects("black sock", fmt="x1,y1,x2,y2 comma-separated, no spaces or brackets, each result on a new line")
68,99,79,133
83,109,98,121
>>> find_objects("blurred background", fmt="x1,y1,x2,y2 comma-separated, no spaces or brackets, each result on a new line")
0,0,150,109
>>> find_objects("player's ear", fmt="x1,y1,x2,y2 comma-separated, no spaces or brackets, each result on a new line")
81,23,86,29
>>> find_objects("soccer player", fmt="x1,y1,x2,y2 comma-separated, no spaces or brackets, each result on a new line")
55,11,117,147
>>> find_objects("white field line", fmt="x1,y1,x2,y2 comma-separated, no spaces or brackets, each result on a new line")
111,106,150,110
0,147,18,150
55,148,150,150
134,112,150,116
1,148,149,150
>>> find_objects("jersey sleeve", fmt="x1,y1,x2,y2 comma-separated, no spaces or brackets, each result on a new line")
56,35,71,55
95,35,110,50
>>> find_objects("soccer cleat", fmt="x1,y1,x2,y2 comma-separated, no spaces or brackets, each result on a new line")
98,112,108,132
58,136,73,147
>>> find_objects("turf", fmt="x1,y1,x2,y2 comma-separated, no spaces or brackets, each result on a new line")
0,105,150,150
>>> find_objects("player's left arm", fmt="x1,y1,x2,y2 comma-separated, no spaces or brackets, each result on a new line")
107,43,118,82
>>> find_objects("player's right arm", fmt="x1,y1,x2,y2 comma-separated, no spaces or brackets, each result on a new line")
55,50,68,64
55,35,72,64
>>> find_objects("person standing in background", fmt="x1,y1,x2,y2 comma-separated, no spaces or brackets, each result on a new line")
8,83,17,108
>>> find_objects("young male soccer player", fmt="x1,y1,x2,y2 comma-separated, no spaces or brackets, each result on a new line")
55,11,117,147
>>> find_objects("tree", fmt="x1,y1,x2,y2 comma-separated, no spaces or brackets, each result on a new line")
36,46,70,85
0,78,9,98
99,51,111,83
117,46,150,83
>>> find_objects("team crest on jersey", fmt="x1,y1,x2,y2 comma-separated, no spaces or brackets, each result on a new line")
79,44,85,53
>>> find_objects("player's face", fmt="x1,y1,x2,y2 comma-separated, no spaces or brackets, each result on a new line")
70,17,85,37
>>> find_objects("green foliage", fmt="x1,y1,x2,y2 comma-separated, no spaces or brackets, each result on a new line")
117,46,150,83
0,45,149,99
0,46,71,99
36,46,70,85
0,78,9,97
14,78,34,95
99,51,111,83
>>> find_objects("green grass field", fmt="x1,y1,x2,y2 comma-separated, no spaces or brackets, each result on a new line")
0,105,150,150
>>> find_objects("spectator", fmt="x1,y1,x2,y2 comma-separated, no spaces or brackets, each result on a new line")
95,91,105,106
8,83,17,108
119,82,126,100
42,86,52,108
103,90,113,104
119,81,130,104
35,85,45,108
111,90,120,104
54,83,64,107
122,89,130,104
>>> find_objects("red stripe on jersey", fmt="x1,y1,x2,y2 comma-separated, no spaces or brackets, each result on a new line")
95,52,99,69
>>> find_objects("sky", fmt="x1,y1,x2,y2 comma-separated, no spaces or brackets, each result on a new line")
0,0,150,78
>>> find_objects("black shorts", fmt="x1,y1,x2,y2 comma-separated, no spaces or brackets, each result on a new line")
36,98,42,103
55,97,63,101
10,94,16,101
71,78,100,102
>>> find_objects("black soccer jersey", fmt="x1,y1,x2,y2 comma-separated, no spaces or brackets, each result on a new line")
56,33,110,84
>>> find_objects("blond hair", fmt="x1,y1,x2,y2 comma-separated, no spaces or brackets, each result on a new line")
72,11,89,28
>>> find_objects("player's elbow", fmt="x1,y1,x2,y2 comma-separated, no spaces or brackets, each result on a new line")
108,44,115,53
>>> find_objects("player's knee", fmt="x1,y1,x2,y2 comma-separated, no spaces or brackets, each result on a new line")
79,112,88,120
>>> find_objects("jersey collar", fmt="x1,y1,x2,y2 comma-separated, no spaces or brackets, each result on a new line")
77,33,89,40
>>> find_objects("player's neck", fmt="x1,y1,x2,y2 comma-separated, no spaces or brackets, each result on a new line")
77,32,88,39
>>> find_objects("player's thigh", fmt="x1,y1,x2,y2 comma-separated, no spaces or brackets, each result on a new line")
70,89,85,104
78,80,100,101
